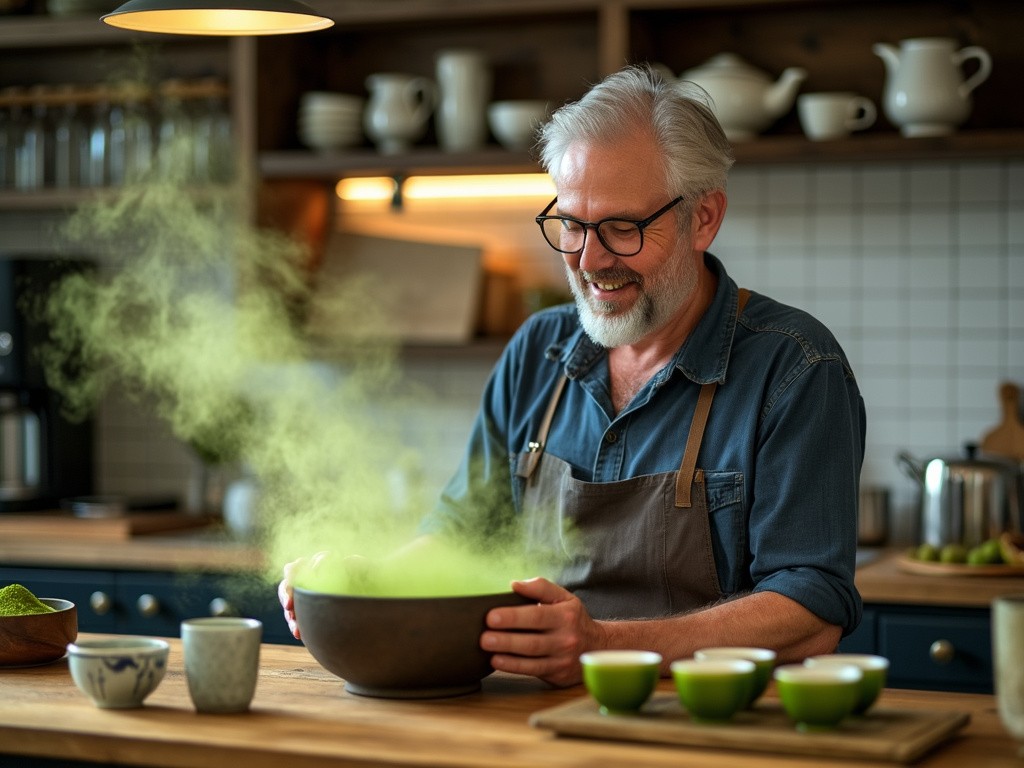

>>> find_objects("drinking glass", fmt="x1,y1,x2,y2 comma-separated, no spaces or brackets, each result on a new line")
993,594,1024,756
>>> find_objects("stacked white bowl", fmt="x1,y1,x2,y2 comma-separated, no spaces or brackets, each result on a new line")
298,91,365,151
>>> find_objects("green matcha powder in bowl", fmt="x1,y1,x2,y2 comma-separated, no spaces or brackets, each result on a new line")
0,584,78,666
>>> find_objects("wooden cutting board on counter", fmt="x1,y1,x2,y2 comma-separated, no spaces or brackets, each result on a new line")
981,382,1024,462
0,510,212,541
530,693,970,764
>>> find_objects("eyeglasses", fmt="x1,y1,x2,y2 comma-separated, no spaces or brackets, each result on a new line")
535,196,684,257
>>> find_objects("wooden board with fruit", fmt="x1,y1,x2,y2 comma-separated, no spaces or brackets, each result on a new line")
897,532,1024,577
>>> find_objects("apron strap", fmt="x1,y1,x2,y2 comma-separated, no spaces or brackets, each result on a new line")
674,287,751,508
515,374,568,480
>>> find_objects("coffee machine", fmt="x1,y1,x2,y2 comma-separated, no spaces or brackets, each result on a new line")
0,257,94,512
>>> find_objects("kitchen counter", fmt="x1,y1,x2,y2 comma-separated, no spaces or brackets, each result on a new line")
1,634,1020,768
0,526,266,574
854,550,1024,608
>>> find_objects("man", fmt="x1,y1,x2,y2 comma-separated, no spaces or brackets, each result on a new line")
281,65,865,687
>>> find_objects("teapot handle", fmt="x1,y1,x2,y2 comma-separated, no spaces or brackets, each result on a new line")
955,46,992,97
897,451,925,483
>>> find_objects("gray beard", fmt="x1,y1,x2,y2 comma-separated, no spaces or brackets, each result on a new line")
565,250,697,348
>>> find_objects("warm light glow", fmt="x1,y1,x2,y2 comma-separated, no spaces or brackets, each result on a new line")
336,174,555,202
102,0,333,35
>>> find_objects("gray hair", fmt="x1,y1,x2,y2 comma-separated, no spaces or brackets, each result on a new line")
537,65,734,205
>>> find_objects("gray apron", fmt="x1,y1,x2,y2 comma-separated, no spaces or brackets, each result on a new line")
514,289,750,620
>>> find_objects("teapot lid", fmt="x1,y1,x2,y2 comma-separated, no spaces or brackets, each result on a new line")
683,53,770,83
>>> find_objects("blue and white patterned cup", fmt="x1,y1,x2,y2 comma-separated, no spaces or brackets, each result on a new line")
67,637,169,709
181,617,262,713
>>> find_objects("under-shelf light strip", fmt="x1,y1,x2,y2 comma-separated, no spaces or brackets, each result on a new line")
336,174,555,202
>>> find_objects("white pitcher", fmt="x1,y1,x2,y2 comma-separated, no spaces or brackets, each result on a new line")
364,73,437,155
873,37,992,137
435,49,491,152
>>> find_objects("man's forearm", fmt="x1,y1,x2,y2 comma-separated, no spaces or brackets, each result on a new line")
597,591,842,676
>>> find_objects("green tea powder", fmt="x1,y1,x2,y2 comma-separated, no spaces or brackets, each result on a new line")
0,584,55,616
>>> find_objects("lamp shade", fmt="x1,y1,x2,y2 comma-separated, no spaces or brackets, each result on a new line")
102,0,333,35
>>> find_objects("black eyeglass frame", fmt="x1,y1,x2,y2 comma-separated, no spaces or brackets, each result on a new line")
534,195,685,257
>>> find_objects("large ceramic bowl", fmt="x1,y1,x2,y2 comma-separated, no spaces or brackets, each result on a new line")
0,598,78,667
294,588,531,699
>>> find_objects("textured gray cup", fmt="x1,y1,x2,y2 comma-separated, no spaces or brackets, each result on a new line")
181,617,262,713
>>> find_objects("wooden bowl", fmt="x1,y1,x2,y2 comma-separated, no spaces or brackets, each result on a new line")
0,598,78,667
294,588,530,699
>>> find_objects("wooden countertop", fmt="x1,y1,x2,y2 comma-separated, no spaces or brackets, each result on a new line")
0,528,266,574
1,634,1020,768
854,550,1024,608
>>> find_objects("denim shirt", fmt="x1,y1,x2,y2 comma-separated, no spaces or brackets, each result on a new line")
429,254,866,635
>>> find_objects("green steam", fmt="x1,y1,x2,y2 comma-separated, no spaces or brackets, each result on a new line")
37,144,556,598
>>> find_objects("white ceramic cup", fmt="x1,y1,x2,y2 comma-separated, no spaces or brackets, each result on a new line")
181,617,262,713
993,594,1024,753
797,92,876,141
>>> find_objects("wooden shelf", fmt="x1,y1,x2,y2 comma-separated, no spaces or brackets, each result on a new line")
259,147,540,180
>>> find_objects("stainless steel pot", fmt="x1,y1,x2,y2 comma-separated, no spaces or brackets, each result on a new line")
898,444,1023,548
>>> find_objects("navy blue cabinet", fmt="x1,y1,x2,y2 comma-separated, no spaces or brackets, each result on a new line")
0,566,298,645
838,603,992,694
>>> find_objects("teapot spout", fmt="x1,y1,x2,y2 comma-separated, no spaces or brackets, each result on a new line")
872,42,900,76
764,66,807,119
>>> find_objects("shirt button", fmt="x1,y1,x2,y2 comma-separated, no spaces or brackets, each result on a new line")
604,431,618,444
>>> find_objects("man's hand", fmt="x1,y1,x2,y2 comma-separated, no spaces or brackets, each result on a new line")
278,557,304,640
480,577,608,687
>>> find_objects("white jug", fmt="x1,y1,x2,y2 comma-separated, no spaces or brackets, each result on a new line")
364,73,437,155
435,49,491,152
874,37,992,137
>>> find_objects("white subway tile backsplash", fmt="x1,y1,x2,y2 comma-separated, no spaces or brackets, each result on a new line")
765,168,811,208
907,208,954,247
956,248,1004,290
957,206,1005,247
956,163,1004,204
958,297,1003,331
860,210,903,248
862,167,904,206
909,165,954,203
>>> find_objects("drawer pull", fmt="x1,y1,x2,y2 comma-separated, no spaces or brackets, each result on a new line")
89,591,112,616
929,639,955,665
208,597,238,617
136,593,160,618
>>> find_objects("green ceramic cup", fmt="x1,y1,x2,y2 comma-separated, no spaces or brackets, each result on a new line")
804,653,889,714
693,646,777,707
580,650,662,715
774,663,862,731
670,658,755,723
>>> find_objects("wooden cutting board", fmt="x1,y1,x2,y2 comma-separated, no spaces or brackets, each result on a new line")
0,511,212,541
530,693,970,764
980,382,1024,462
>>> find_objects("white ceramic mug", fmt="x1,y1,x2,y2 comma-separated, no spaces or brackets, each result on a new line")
181,617,262,713
993,594,1024,753
797,92,876,141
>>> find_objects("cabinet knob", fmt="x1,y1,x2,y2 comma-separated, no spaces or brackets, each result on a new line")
208,597,238,617
929,639,955,665
89,591,112,615
136,593,161,618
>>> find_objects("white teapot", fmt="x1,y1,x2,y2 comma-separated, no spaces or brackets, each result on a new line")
661,54,807,141
873,37,992,137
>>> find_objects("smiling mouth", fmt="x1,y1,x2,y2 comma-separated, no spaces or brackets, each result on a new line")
582,270,640,293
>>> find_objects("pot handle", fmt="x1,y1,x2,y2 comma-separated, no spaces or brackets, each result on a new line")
897,451,924,483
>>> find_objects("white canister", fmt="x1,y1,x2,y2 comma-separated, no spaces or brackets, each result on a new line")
435,49,491,152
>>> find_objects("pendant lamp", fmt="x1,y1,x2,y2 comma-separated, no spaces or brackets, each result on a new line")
101,0,334,35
